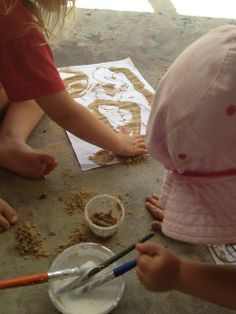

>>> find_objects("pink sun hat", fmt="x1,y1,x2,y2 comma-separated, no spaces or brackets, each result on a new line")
146,25,236,244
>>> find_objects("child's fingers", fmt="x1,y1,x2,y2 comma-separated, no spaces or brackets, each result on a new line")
134,136,145,144
119,126,127,134
0,199,18,230
0,198,18,230
133,137,146,150
0,199,18,225
136,242,161,255
134,147,148,155
136,264,147,284
137,254,153,273
134,135,145,142
0,216,11,230
136,255,157,290
135,141,146,149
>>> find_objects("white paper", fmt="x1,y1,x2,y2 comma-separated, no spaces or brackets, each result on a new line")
59,58,154,171
208,244,236,265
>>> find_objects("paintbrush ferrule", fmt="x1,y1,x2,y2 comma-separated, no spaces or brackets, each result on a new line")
48,267,82,280
75,259,137,296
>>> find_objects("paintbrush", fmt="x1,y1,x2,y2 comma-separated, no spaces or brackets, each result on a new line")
58,232,154,294
73,259,137,296
0,261,95,290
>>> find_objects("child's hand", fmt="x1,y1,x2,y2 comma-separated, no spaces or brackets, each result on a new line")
136,242,181,292
115,127,147,156
0,199,18,230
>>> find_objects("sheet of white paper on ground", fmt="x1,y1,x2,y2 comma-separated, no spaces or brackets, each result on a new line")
58,58,154,171
208,244,236,265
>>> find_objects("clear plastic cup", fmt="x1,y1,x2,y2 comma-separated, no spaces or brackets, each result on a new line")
85,194,125,238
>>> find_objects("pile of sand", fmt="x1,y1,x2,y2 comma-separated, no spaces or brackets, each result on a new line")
15,221,48,257
57,228,88,253
117,154,149,165
64,188,97,215
14,189,128,258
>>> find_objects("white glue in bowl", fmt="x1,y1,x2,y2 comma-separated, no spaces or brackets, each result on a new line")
85,194,125,238
48,243,125,314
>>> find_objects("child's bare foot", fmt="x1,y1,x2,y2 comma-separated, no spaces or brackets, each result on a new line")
0,138,57,178
0,199,18,230
146,194,164,231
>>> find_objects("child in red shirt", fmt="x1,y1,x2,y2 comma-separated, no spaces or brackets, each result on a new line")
0,1,146,230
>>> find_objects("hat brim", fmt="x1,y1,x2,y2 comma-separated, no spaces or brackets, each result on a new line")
159,170,236,244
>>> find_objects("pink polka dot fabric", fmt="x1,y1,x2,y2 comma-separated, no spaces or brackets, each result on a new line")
146,26,236,244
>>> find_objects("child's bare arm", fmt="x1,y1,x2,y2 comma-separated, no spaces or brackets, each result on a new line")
37,90,147,156
136,243,236,310
177,258,236,310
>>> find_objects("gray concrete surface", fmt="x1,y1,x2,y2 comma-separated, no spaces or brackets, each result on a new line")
0,1,235,313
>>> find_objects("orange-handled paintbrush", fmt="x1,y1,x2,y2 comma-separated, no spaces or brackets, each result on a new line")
0,261,95,290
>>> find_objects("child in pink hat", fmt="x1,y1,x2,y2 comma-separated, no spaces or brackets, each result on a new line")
135,26,236,311
146,25,236,245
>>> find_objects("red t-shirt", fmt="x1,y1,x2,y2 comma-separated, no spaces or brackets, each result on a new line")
0,2,65,102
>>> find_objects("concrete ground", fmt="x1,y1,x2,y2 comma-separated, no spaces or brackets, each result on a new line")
0,1,235,313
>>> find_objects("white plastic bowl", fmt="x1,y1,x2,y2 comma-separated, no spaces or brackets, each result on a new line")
48,243,125,314
85,194,125,238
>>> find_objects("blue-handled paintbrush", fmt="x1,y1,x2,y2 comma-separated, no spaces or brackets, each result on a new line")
73,259,137,296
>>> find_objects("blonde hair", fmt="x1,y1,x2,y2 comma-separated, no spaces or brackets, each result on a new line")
3,0,76,39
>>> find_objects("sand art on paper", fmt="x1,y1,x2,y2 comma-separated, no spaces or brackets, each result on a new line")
88,99,142,135
88,150,115,166
60,68,89,97
108,67,154,105
59,58,154,171
208,244,236,265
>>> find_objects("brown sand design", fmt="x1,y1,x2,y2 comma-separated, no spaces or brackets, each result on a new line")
60,66,150,166
91,83,120,97
210,245,236,264
60,68,89,97
88,99,148,166
88,99,141,135
89,150,115,166
102,83,118,96
89,149,148,166
91,82,128,98
109,67,154,105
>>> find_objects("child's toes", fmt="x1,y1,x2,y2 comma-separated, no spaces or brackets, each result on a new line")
151,221,162,231
146,194,159,203
146,201,164,220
